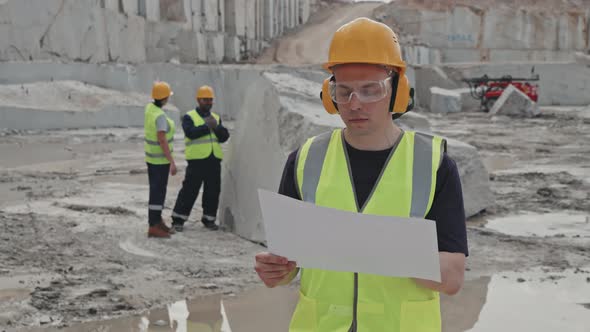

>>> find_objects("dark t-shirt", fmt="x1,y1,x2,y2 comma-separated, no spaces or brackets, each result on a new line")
278,138,469,256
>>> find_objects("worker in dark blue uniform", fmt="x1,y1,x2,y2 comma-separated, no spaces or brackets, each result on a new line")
171,86,230,232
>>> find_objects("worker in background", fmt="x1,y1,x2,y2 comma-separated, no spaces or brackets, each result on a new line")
171,85,230,232
254,18,468,331
144,81,177,238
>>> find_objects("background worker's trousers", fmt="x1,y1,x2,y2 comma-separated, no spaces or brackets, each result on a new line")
171,156,221,224
147,163,170,226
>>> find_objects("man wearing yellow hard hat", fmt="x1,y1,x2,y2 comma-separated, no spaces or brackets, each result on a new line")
144,81,177,238
254,18,468,331
170,85,230,232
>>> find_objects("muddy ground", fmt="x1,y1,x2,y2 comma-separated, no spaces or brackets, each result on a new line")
430,107,590,276
0,107,589,331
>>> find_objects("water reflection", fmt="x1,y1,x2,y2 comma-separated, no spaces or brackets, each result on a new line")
485,212,590,239
466,268,590,332
25,268,590,332
26,288,297,332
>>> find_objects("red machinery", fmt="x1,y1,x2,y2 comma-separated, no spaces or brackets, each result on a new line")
463,68,540,112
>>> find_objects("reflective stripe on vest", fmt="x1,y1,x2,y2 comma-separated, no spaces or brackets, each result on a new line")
145,137,174,145
144,103,176,165
290,129,445,332
184,110,223,160
186,136,219,146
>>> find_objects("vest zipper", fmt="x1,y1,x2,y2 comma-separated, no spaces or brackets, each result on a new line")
348,272,358,332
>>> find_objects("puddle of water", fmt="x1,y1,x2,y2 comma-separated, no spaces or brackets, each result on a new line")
466,268,590,332
26,287,299,332
0,143,75,168
0,288,30,302
482,155,515,172
485,212,590,238
21,267,590,332
441,277,491,332
0,182,28,207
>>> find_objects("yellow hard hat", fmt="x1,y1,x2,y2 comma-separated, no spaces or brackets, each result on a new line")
196,85,215,99
151,81,173,100
323,17,405,72
320,17,412,115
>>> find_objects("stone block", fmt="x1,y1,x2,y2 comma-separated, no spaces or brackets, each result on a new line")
394,112,431,131
454,87,481,112
414,65,460,109
446,138,494,218
489,85,540,117
429,87,462,113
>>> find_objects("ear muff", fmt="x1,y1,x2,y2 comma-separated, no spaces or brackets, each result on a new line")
321,76,339,114
389,69,411,114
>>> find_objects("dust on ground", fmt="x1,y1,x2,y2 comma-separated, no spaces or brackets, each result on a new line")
0,125,262,329
429,106,590,277
1,106,589,330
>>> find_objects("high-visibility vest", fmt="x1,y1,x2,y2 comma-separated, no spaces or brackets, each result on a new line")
184,110,223,160
144,103,175,165
290,129,445,332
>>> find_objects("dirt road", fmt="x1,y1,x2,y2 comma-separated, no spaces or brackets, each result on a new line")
256,2,383,65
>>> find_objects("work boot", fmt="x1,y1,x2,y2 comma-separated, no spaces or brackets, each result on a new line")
202,219,219,231
148,224,171,238
172,223,184,232
157,221,175,235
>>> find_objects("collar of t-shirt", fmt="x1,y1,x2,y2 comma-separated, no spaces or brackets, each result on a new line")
344,139,394,210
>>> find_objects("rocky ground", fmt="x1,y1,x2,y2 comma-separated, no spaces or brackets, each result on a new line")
0,106,589,331
429,106,590,277
0,126,261,329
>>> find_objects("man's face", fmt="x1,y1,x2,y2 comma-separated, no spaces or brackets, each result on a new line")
197,98,213,111
332,64,393,137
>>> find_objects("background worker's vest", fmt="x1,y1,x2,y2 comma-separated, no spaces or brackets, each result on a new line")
291,129,446,332
144,103,175,165
185,110,224,160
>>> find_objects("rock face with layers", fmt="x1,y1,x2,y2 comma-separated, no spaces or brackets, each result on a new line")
378,3,589,62
0,0,317,64
489,85,540,117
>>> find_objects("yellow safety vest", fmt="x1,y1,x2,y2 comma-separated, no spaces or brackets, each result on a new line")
184,110,224,160
144,103,175,165
291,129,445,332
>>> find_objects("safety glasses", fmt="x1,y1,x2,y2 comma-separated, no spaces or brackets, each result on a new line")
329,77,392,104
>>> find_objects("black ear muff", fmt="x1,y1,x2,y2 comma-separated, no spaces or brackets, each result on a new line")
388,71,399,113
407,87,415,112
388,69,411,114
321,76,339,114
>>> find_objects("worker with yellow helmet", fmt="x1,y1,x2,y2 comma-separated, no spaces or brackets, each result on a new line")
144,81,177,238
170,85,230,232
254,18,468,331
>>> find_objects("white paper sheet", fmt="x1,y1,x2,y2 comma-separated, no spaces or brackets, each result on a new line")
258,189,441,282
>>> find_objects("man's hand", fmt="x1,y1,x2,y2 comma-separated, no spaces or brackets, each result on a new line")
170,161,177,176
413,252,465,295
205,116,218,129
255,252,297,288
